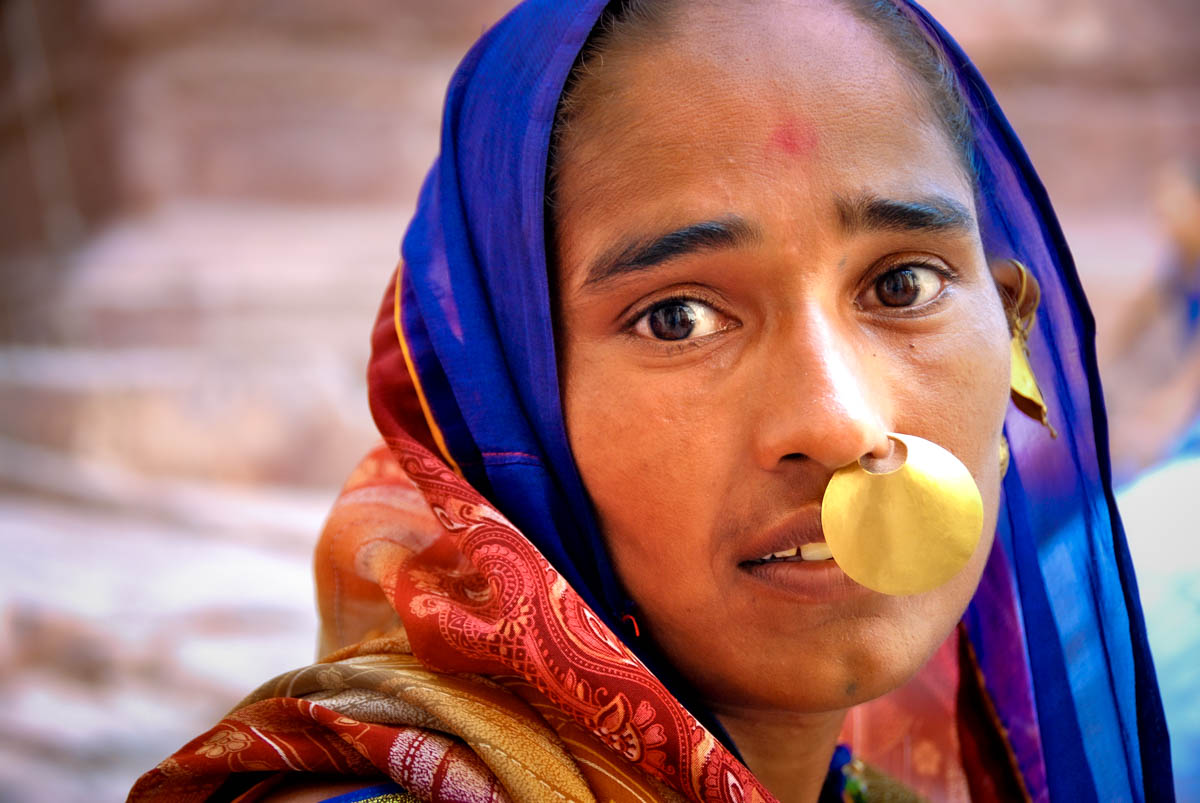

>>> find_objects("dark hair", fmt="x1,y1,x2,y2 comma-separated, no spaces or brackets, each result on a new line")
546,0,977,207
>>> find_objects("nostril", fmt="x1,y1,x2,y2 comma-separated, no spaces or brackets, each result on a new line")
859,435,907,475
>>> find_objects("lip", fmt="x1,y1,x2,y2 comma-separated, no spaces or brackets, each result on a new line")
737,504,828,564
736,504,872,602
739,556,871,602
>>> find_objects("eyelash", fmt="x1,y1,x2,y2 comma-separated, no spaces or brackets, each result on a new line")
621,289,733,345
860,258,957,314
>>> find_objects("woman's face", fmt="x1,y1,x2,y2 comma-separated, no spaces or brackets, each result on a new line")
555,1,1011,715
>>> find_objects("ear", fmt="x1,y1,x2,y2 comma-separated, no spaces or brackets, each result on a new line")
990,258,1040,331
992,258,1057,435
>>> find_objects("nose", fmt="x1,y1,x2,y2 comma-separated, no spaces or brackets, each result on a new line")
752,310,893,473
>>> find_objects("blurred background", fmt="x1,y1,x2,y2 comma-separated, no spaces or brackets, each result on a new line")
0,1,1196,800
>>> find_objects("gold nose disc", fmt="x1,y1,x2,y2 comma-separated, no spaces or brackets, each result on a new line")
820,433,983,596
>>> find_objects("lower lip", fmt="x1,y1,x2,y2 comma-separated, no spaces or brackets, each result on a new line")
738,557,873,603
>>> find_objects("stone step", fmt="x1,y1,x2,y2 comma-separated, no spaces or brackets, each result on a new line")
0,342,379,488
0,489,318,803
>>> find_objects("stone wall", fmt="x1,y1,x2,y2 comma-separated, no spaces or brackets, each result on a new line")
1,0,516,488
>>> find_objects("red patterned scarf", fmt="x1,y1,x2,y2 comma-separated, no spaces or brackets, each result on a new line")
129,436,771,802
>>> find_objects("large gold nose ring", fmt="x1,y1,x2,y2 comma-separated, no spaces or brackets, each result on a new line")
821,433,983,596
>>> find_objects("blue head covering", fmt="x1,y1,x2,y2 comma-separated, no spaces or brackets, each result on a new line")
367,2,1173,800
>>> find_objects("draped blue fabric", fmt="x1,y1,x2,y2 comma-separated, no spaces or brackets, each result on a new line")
376,1,1172,799
906,9,1172,799
398,1,619,617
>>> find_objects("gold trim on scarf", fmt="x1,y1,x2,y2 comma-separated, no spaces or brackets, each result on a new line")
393,262,463,476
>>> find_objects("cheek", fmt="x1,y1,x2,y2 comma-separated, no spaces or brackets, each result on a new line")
871,307,1010,686
898,300,1010,465
563,352,722,538
956,311,1012,474
915,296,1010,535
887,292,1011,586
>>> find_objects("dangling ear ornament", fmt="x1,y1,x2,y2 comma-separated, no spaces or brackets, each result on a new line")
1006,260,1057,437
821,433,983,596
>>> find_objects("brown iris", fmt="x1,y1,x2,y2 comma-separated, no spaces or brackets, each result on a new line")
876,267,922,307
648,302,697,340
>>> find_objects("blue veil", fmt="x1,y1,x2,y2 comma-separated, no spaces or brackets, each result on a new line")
366,2,1173,800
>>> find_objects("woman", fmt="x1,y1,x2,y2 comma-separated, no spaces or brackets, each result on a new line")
129,1,1172,801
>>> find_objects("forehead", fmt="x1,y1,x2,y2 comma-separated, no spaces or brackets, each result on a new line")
554,0,970,253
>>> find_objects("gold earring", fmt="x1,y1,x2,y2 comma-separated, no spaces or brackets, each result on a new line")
999,433,1010,477
1006,261,1056,438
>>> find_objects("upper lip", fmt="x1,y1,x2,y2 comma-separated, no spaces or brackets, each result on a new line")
738,505,826,564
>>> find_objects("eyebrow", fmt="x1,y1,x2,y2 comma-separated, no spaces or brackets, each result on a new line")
583,216,760,288
836,193,975,235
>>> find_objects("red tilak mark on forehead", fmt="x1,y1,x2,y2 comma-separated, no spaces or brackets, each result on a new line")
767,118,817,157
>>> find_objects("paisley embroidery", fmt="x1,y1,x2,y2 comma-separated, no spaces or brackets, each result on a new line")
130,439,769,802
386,433,769,802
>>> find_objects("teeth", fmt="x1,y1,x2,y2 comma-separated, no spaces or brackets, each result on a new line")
800,542,833,561
753,544,833,563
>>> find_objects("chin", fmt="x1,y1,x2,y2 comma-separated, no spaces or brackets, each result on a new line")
682,606,952,717
825,555,990,710
713,564,986,717
833,613,956,706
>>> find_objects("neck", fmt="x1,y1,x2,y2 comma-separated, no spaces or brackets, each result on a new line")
717,706,848,803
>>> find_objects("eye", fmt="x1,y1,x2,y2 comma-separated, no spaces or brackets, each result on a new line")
867,265,946,308
633,299,728,341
